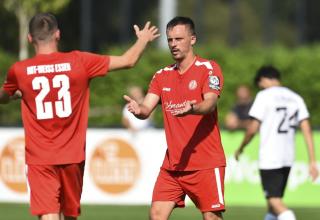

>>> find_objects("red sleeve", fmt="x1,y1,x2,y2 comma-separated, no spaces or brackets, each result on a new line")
148,71,162,96
202,61,224,96
75,51,110,78
2,65,18,96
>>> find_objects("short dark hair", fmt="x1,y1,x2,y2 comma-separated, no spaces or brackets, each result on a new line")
166,16,196,35
29,13,58,43
254,65,281,86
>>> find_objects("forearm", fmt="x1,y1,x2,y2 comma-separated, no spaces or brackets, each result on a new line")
190,92,218,115
191,100,216,115
108,39,148,71
122,39,148,68
134,104,153,120
301,120,317,163
239,132,255,152
238,119,260,152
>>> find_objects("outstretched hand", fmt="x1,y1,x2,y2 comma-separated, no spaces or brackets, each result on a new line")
123,95,141,115
309,162,319,182
134,21,160,43
172,100,197,117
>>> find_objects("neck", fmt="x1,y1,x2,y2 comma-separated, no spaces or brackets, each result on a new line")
34,41,58,55
176,52,196,73
269,80,281,87
265,80,281,89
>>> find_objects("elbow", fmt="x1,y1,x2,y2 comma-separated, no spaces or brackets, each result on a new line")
121,56,137,69
126,61,136,68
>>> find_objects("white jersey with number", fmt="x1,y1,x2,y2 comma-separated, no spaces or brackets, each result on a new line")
249,86,309,169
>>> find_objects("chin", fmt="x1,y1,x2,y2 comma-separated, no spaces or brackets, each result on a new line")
172,54,182,60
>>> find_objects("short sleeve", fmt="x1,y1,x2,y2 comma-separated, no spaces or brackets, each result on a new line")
297,96,310,121
202,61,224,96
2,65,18,96
75,51,110,78
148,71,162,96
249,92,266,121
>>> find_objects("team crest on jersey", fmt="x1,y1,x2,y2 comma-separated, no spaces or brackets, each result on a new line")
188,80,197,90
209,75,220,90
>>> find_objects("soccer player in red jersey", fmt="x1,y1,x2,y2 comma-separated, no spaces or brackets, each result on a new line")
124,16,226,220
0,13,159,220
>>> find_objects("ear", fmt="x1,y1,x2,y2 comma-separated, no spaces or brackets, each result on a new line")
27,34,33,43
55,29,61,41
191,35,197,46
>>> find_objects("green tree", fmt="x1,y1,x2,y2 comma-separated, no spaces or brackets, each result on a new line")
2,0,70,60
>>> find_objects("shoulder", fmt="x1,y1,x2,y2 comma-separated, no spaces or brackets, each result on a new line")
8,58,33,74
254,89,269,101
152,63,176,79
194,57,222,77
285,88,306,106
68,50,83,58
155,63,176,74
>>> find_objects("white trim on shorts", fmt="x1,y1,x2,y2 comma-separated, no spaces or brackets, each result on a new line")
214,167,224,205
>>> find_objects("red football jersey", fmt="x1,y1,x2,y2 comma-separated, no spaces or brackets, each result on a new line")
2,51,109,165
148,56,226,171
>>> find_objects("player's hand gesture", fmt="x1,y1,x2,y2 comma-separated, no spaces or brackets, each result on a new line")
123,95,141,115
172,100,197,117
11,90,22,100
234,148,243,161
134,21,160,43
309,161,319,182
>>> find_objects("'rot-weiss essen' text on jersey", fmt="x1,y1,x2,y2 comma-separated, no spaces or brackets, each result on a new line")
2,51,109,165
148,56,226,171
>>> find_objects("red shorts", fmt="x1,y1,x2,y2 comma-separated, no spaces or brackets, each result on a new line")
152,167,225,212
26,161,85,217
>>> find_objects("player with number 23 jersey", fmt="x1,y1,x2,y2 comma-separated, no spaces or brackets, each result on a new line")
3,51,109,165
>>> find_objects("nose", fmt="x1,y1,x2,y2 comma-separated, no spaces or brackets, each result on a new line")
169,39,177,48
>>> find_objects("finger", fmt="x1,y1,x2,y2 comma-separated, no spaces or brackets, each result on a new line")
149,26,157,31
123,95,133,102
143,21,151,30
133,25,140,34
151,33,161,40
151,28,159,35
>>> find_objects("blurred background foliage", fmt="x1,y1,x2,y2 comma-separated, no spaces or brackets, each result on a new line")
0,0,320,128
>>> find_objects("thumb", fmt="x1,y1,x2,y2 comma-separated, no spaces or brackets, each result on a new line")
190,100,197,105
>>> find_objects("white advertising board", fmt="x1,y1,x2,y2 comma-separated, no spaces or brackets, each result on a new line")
0,128,167,204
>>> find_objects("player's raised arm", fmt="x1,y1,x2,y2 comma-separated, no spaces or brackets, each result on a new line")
108,22,160,71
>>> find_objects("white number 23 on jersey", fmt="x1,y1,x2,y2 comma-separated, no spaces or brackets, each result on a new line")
32,75,72,120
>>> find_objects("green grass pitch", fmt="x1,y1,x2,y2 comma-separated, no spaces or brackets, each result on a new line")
1,203,319,219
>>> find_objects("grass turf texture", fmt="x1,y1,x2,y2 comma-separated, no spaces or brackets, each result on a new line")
0,203,319,220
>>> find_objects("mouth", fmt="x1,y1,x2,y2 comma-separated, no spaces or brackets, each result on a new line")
171,49,180,55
